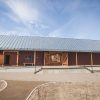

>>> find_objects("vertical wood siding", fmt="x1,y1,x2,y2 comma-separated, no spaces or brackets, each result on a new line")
68,52,76,65
1,50,100,66
62,52,68,65
93,53,100,65
18,51,34,65
4,52,17,65
0,51,3,65
36,51,44,66
77,52,91,65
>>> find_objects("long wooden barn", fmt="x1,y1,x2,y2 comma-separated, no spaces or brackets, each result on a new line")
0,35,100,66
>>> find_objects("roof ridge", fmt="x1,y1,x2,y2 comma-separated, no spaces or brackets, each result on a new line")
0,34,100,41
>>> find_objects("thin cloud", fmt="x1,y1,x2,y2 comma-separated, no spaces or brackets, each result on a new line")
3,0,49,35
48,17,75,37
0,0,100,39
5,0,39,21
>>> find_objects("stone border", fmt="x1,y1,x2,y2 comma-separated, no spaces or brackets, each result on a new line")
25,82,56,100
0,80,7,92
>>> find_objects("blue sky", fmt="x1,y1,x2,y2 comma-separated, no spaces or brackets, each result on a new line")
0,0,100,39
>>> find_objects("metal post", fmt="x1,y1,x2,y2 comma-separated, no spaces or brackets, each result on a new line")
16,51,19,66
44,52,45,66
76,52,78,65
2,51,4,66
34,51,36,66
91,52,94,73
67,52,68,66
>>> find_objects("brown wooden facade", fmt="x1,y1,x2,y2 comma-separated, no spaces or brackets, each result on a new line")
68,52,76,65
0,51,3,65
0,50,100,66
77,52,91,65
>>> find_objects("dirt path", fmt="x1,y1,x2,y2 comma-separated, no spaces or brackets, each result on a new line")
57,87,66,100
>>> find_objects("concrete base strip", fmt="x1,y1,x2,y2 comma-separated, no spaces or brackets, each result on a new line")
0,80,7,92
25,82,56,100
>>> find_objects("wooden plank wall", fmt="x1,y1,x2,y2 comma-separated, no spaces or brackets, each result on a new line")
35,51,44,66
68,52,76,65
18,51,34,66
0,51,3,65
77,52,91,65
1,50,100,66
92,53,100,65
4,52,17,65
62,52,68,65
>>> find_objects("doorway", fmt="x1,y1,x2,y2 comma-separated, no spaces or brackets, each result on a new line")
36,51,44,66
4,55,10,65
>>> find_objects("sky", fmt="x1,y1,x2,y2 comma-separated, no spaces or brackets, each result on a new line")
0,0,100,39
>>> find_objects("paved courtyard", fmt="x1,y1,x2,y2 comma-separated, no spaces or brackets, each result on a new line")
0,67,100,100
0,66,100,82
27,82,100,100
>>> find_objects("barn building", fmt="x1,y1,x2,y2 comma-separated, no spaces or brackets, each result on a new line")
0,35,100,67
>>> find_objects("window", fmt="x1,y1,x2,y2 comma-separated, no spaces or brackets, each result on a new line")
24,56,33,62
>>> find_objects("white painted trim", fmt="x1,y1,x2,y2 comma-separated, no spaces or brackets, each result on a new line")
0,80,7,92
25,82,56,100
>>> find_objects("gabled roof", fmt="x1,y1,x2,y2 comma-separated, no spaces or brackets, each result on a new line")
0,35,100,52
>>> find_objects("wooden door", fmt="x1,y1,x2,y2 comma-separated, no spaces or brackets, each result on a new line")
4,55,10,65
36,51,44,66
4,52,17,65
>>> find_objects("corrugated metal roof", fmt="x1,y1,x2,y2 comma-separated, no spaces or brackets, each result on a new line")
0,35,100,52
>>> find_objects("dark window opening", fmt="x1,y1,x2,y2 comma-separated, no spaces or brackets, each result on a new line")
24,56,33,62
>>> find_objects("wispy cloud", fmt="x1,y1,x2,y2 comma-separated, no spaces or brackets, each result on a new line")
2,0,50,35
48,17,75,37
47,0,100,39
0,0,53,35
0,0,100,39
5,0,39,22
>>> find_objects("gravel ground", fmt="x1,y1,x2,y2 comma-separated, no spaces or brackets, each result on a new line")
0,80,45,100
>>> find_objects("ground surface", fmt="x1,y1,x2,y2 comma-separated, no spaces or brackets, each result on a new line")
0,80,7,92
0,67,100,100
0,80,44,100
0,68,100,82
28,82,100,100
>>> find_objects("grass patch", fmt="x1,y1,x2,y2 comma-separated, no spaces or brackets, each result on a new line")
0,80,45,100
